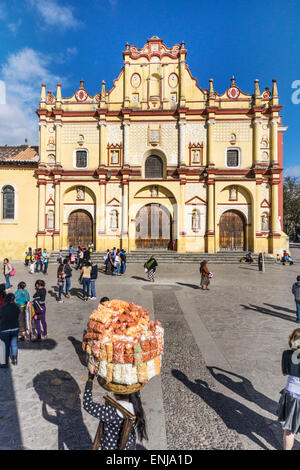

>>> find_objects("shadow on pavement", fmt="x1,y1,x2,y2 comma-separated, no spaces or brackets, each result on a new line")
207,367,276,416
241,304,296,322
131,276,149,282
18,338,57,351
68,336,87,367
263,303,296,314
0,367,23,449
176,282,200,290
33,369,92,450
172,369,280,450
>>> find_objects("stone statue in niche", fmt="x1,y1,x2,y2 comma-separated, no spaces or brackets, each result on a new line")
110,210,118,230
151,185,158,197
261,214,269,231
77,187,85,200
111,150,119,164
192,210,200,230
230,186,237,200
193,150,200,163
47,211,54,229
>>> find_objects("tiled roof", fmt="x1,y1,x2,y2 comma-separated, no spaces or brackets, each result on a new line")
0,146,39,162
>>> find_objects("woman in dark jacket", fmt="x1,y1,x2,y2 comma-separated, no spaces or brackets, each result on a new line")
0,293,20,367
0,283,6,307
32,280,47,341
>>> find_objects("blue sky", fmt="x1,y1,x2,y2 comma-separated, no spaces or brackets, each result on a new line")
0,0,299,175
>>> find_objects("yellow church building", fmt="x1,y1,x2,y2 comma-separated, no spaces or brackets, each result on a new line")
0,37,288,260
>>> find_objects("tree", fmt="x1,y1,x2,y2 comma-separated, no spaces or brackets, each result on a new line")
283,176,300,241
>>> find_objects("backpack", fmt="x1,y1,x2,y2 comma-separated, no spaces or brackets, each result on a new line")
9,266,15,276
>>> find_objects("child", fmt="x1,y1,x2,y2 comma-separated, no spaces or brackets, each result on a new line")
15,282,30,340
83,372,148,450
32,280,47,341
29,259,35,274
278,329,300,450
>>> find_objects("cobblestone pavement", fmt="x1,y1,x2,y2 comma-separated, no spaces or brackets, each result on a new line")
0,251,299,450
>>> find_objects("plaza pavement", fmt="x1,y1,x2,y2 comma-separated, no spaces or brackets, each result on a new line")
0,249,300,450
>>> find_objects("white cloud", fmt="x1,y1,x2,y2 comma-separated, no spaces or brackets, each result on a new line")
7,19,22,34
0,48,63,145
284,166,300,177
30,0,81,30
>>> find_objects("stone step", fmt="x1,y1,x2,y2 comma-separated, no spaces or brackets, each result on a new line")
49,251,276,264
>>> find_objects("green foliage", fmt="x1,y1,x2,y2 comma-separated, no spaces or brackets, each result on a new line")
283,176,300,240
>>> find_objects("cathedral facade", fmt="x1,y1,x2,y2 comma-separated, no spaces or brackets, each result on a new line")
0,37,288,259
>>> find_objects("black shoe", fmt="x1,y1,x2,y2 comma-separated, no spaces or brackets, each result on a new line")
11,355,18,365
0,363,9,368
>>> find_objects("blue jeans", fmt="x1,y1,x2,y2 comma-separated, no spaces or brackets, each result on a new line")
90,280,96,298
0,328,19,362
296,302,300,322
116,264,121,275
65,277,71,295
43,262,48,274
82,278,91,298
35,260,42,272
121,261,126,274
4,274,11,289
58,282,64,301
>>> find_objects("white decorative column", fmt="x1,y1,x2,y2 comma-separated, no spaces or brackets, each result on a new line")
121,181,129,250
178,120,186,166
123,120,130,166
270,117,279,166
253,118,261,165
39,122,47,164
206,119,215,167
54,182,60,232
38,182,46,232
55,122,62,165
98,120,107,167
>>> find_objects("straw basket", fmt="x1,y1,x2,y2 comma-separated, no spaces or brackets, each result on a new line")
97,376,145,395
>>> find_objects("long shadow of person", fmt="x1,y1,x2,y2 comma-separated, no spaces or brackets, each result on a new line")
68,336,87,367
69,287,84,300
172,369,280,450
263,303,296,314
33,369,92,450
241,304,295,322
18,338,57,351
207,367,276,416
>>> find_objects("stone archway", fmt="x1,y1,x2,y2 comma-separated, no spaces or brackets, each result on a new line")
219,210,246,251
135,204,172,249
68,210,93,247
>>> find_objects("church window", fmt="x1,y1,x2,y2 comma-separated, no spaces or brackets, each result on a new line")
226,149,240,167
2,185,15,219
76,150,88,168
145,155,163,179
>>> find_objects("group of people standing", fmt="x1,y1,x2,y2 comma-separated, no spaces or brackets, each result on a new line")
0,279,48,367
25,248,50,274
104,248,127,276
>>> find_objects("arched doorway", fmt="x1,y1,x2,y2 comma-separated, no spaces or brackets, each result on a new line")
135,204,172,249
68,210,93,247
219,210,245,251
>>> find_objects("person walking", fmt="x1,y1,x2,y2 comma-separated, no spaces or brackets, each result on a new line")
104,249,110,273
57,263,65,303
258,252,263,272
81,262,92,301
76,249,84,270
144,257,158,283
114,250,122,276
90,262,98,300
32,280,47,341
0,293,20,367
200,260,210,290
25,248,32,266
0,283,6,307
83,372,148,450
42,249,49,275
14,282,30,341
64,258,72,298
278,328,300,450
57,250,63,265
120,249,127,275
292,276,300,324
3,259,13,289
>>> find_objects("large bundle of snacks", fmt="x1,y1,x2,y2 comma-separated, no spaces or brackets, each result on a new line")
82,299,164,386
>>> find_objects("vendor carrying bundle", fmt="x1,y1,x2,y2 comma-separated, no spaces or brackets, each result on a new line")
82,299,164,393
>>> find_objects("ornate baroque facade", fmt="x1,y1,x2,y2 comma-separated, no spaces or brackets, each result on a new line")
0,37,288,258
